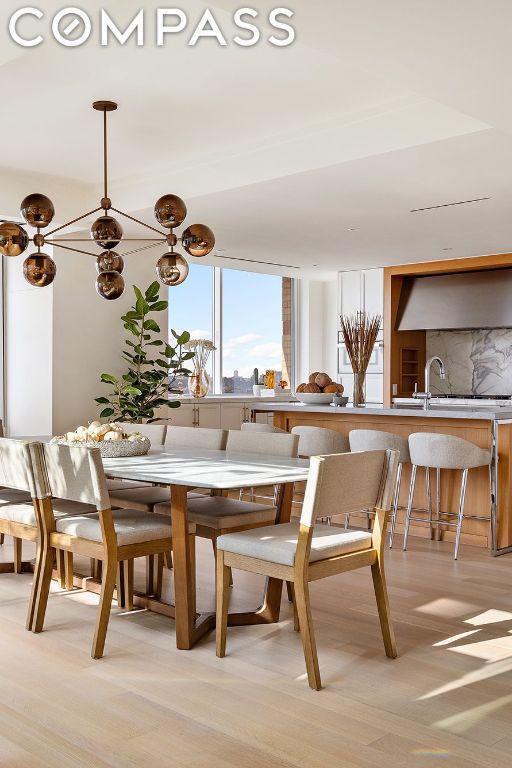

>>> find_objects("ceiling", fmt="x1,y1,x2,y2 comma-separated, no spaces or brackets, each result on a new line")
2,0,512,278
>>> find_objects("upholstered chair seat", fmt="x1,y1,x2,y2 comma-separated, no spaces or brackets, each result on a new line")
217,521,372,566
166,496,276,531
55,508,195,546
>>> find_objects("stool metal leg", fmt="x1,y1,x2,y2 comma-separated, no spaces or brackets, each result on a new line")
389,462,403,548
425,467,433,539
435,467,441,541
403,464,417,551
454,469,469,560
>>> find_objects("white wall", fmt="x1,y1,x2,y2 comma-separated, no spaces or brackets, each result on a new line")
51,241,168,435
4,253,53,437
296,277,338,385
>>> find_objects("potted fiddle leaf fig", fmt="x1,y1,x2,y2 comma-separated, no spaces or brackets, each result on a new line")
95,281,194,423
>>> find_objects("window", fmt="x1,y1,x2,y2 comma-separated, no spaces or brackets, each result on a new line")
222,270,291,394
168,262,213,393
169,266,294,395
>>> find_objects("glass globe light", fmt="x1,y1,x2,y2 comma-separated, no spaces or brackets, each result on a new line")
0,222,29,257
182,224,215,257
154,195,187,228
91,216,123,250
156,253,189,286
20,194,55,228
23,253,56,287
96,271,125,300
96,251,124,274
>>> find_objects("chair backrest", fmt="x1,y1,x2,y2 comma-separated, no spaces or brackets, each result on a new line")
119,422,167,445
227,429,299,458
241,422,286,434
43,443,110,511
349,429,410,464
291,426,349,458
0,437,45,498
165,426,228,451
300,449,399,527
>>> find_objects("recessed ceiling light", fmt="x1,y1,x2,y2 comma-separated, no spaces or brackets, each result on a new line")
442,247,453,251
347,227,359,232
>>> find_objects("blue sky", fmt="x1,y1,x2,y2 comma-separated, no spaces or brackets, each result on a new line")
169,264,283,378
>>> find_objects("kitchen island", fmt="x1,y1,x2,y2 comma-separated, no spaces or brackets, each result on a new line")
251,402,512,554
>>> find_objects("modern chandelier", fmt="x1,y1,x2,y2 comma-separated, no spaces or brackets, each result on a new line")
0,100,215,299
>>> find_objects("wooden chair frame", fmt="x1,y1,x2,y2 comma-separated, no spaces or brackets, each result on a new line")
216,449,399,690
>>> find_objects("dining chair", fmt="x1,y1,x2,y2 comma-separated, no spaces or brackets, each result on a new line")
240,422,286,433
154,430,300,588
216,448,399,690
29,442,195,659
290,426,349,523
108,426,228,513
105,422,167,493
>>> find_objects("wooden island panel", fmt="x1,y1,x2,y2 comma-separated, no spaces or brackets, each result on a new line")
272,408,512,551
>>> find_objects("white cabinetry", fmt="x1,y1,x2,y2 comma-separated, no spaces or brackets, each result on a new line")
169,400,278,430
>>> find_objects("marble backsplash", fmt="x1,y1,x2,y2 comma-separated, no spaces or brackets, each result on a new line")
426,330,512,395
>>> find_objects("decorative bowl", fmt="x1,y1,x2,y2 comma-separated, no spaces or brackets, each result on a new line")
56,437,151,458
294,392,334,405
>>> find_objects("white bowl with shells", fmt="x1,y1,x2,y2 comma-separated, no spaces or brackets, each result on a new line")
52,422,151,458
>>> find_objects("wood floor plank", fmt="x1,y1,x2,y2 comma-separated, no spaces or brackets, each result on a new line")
1,536,512,767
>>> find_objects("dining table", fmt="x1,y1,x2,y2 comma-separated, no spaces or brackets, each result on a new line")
102,447,310,650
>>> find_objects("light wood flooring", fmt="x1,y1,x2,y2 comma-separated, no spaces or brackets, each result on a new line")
1,534,512,767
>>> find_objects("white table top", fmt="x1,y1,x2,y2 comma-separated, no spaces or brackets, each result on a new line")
102,448,310,490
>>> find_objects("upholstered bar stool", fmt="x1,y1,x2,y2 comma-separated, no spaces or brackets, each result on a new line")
349,429,410,544
405,433,492,559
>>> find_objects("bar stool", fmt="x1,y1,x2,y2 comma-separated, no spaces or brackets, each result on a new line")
405,433,492,559
349,430,410,541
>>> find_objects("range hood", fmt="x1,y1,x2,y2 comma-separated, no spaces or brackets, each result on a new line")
396,268,512,330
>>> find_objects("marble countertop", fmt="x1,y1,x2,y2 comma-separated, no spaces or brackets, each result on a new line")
250,402,512,421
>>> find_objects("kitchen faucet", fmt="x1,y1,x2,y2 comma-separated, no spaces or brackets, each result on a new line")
413,356,446,410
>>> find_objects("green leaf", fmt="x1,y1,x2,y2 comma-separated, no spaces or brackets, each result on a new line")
101,373,118,385
168,401,182,409
149,301,168,312
136,296,150,316
144,319,161,333
145,281,160,300
100,408,115,418
95,397,110,404
177,331,190,345
124,387,143,397
133,285,144,302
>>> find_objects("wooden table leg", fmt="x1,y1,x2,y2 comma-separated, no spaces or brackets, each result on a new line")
170,484,196,650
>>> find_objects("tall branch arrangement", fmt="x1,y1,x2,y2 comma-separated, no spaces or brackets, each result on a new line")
340,311,382,374
95,282,194,423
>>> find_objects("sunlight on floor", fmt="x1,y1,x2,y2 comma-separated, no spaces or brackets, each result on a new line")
465,609,512,626
434,693,512,734
448,636,512,662
433,629,480,646
419,657,512,700
414,598,479,618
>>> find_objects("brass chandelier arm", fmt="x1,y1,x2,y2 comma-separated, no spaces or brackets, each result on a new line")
110,207,167,237
103,109,108,201
50,240,100,258
47,237,166,243
43,207,104,239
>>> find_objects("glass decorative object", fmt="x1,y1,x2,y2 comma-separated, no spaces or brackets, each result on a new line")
96,270,125,300
23,254,56,287
184,338,216,399
156,253,189,286
91,216,123,250
0,222,29,256
154,195,187,228
20,193,55,228
188,369,211,398
182,224,215,257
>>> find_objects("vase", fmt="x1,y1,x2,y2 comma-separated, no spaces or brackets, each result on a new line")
353,370,366,407
188,368,210,398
